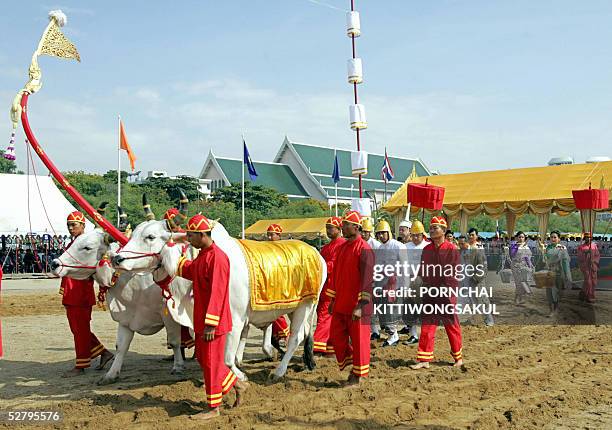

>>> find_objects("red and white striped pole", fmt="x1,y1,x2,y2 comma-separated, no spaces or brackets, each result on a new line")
347,0,366,198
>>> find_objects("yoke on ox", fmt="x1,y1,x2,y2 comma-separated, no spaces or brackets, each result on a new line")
113,217,327,381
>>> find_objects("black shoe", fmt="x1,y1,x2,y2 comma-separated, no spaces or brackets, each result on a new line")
403,336,419,345
398,326,411,335
370,332,381,341
382,339,398,347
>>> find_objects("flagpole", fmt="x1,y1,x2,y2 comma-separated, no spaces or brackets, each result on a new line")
241,134,245,240
334,149,338,217
117,115,121,226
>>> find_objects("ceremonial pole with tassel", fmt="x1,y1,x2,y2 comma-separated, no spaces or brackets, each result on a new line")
346,0,368,214
241,136,245,240
9,10,127,245
117,115,122,226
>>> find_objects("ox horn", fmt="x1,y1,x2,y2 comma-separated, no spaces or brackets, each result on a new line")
177,188,189,225
97,201,109,216
142,194,156,220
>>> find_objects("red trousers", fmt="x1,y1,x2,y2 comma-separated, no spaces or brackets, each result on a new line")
582,270,597,302
272,315,289,340
195,334,237,408
313,294,334,354
180,325,195,349
417,315,462,363
65,305,106,369
330,313,370,377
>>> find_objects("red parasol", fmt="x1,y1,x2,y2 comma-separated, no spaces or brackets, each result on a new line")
572,186,610,237
407,182,445,210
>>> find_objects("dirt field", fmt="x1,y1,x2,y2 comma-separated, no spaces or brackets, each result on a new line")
1,278,611,429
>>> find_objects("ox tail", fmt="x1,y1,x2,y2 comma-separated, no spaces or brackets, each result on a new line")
303,333,315,371
302,253,327,371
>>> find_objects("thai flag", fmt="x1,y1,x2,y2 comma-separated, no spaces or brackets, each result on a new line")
381,149,394,182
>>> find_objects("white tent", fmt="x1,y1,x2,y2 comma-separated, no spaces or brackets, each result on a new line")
0,173,94,236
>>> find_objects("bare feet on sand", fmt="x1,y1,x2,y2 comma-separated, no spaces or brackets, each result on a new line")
190,408,220,420
410,362,430,370
62,368,85,378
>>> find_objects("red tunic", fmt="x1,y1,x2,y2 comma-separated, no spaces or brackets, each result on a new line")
59,238,96,307
320,237,346,294
420,240,460,295
61,277,96,307
327,236,374,315
177,243,232,336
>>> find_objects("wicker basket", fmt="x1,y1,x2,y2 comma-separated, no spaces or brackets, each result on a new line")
500,269,512,284
534,270,555,289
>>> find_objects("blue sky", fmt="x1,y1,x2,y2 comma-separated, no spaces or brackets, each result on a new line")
1,0,611,178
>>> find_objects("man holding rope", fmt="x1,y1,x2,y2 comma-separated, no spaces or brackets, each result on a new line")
60,211,113,377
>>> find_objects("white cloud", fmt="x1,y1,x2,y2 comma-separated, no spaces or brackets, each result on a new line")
1,78,609,181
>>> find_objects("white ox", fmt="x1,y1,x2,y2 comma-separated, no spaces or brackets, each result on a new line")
51,229,187,385
112,219,327,381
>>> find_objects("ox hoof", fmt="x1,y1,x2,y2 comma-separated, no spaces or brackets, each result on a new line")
97,375,118,386
267,371,284,383
170,366,186,376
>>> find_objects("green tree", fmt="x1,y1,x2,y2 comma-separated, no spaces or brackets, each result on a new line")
211,182,289,213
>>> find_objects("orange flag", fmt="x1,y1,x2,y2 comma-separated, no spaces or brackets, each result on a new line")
119,119,136,171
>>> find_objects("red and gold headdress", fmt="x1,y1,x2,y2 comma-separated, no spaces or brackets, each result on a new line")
67,211,85,224
185,214,212,233
267,224,283,234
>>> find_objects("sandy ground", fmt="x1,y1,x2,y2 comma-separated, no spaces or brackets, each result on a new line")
1,277,611,430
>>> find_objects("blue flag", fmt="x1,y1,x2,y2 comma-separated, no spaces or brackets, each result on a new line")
243,140,258,181
331,153,340,184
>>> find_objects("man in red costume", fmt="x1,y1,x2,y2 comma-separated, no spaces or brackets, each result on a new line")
61,211,114,377
175,214,248,419
327,210,374,386
577,232,600,303
411,216,463,370
313,216,345,356
164,208,195,358
266,223,290,350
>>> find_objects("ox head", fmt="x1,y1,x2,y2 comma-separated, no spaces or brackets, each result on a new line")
51,202,121,279
112,191,188,272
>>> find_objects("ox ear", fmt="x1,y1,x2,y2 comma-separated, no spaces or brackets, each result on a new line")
171,232,187,242
142,194,156,220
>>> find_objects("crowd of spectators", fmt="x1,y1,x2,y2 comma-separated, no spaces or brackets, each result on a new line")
0,234,70,274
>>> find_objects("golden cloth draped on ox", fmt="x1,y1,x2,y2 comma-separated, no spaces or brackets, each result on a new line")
237,239,323,311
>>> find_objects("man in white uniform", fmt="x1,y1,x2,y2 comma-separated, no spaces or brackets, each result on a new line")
374,220,408,347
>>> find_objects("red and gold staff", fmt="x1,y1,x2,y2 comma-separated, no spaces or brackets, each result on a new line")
175,214,248,419
266,223,290,349
577,232,600,303
61,211,114,377
327,210,374,386
411,216,463,370
163,208,195,357
313,216,345,355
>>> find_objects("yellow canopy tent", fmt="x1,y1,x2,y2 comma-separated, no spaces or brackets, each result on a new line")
244,217,329,240
383,161,612,237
